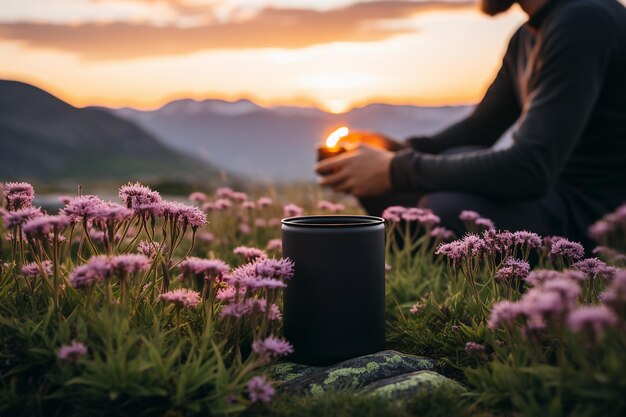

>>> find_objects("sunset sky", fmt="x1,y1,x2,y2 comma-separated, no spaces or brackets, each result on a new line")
0,0,533,112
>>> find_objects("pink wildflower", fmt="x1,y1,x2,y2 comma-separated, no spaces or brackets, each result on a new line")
219,301,249,318
119,182,162,209
91,202,134,224
283,203,303,217
572,258,616,280
588,220,612,242
464,342,485,353
231,191,248,202
242,201,256,210
382,206,406,223
257,197,273,207
482,230,514,254
137,240,162,258
255,257,294,279
2,207,42,228
22,260,53,278
252,336,294,360
494,258,530,282
110,254,151,275
430,227,456,241
189,192,208,203
599,270,626,317
475,217,495,230
239,223,251,235
216,187,234,199
487,301,522,329
247,375,275,403
161,201,208,228
23,215,70,237
268,218,281,227
159,288,201,308
234,246,267,262
62,195,107,222
567,305,618,342
410,303,423,314
513,231,542,249
551,238,585,261
266,238,282,251
197,232,215,243
3,182,35,210
69,256,113,288
57,341,87,363
213,199,232,210
255,218,268,227
179,257,230,280
459,210,480,222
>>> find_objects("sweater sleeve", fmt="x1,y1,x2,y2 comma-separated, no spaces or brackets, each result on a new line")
391,5,617,200
406,31,522,154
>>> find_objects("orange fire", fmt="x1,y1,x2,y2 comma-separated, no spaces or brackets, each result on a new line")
325,126,349,149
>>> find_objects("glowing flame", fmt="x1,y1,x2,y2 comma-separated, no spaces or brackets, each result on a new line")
325,126,349,149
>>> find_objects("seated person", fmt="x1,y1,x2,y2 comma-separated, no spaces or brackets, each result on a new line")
316,0,626,249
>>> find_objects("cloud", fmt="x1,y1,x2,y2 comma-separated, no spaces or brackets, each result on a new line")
0,1,474,60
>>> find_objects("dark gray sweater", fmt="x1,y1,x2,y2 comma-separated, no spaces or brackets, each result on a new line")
390,0,626,237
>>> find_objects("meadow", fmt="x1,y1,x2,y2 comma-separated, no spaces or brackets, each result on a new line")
1,181,625,417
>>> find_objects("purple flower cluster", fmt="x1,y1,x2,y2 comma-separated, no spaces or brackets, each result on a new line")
179,257,230,280
22,260,53,278
247,375,275,403
524,269,586,286
252,336,294,361
233,246,267,262
551,237,585,261
572,257,616,280
430,227,456,241
110,254,151,275
494,258,530,282
57,341,88,363
488,278,581,331
119,182,162,210
161,201,208,229
3,182,35,211
317,200,345,213
2,207,42,228
159,288,201,308
266,238,282,252
600,270,626,318
283,203,303,217
587,204,626,242
69,254,151,288
381,206,440,227
567,305,618,342
23,215,70,238
464,341,485,354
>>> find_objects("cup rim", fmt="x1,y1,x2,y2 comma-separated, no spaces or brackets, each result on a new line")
281,215,385,228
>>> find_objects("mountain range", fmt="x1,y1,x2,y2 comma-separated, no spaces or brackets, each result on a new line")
110,99,473,181
1,79,479,183
0,80,214,183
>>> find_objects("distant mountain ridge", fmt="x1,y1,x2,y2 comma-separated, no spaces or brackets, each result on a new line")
110,99,474,181
0,80,214,181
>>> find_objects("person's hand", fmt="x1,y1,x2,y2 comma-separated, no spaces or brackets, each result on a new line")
315,144,394,197
338,131,406,152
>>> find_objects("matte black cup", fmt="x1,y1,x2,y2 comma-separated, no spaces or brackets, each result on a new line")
282,215,386,366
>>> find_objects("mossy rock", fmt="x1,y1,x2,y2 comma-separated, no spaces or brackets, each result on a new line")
273,350,436,396
361,370,465,399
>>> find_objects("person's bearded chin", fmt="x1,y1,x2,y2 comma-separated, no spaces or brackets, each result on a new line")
480,0,516,16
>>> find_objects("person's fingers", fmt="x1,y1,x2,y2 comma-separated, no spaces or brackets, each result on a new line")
333,180,355,193
318,169,351,187
314,152,353,174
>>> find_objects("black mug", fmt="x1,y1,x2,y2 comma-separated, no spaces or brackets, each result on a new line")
282,215,386,365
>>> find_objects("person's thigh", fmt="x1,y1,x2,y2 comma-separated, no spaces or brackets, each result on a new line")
419,191,566,237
